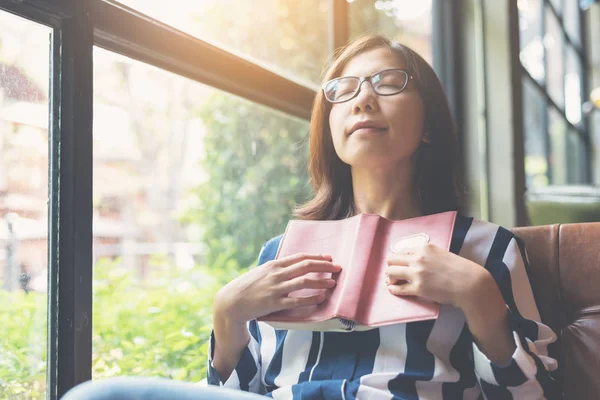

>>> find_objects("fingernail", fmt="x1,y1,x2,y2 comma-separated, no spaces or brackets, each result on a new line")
322,254,332,259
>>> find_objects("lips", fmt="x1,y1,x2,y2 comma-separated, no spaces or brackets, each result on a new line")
352,127,387,135
349,120,388,135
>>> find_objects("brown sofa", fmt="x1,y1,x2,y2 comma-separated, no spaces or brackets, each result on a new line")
512,223,600,399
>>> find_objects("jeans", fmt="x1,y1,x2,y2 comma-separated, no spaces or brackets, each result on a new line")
61,377,266,400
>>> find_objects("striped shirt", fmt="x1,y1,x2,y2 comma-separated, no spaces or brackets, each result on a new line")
207,215,559,399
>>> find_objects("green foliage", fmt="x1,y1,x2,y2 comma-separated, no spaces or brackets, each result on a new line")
181,92,313,270
91,257,232,381
0,287,46,399
0,256,239,399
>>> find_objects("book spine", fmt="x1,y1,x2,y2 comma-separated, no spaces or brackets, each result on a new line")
334,214,379,321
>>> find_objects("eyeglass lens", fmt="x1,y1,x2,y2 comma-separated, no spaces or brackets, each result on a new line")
324,70,408,103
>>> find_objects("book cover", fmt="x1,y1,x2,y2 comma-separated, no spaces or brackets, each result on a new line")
258,211,457,331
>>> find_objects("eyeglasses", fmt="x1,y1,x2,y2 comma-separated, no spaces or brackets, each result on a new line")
322,69,412,104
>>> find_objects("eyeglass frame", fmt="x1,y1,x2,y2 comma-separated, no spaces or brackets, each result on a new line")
322,68,414,104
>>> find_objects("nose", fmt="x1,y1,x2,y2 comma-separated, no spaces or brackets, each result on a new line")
351,79,378,114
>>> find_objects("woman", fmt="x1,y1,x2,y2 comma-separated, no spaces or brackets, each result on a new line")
207,34,557,399
64,34,557,400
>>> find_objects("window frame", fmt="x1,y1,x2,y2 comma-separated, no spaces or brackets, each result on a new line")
0,1,450,398
0,1,93,398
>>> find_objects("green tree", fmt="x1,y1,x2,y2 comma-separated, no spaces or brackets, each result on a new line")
182,94,312,270
178,0,326,270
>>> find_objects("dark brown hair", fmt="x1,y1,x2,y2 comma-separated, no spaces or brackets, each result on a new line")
294,34,465,220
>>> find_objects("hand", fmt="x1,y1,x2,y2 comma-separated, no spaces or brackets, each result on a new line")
214,253,342,324
385,243,491,309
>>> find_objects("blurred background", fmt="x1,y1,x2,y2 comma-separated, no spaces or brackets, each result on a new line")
0,0,598,398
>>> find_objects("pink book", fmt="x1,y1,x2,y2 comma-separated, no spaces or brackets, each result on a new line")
258,211,457,331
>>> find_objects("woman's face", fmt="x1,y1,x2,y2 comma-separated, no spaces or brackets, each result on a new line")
328,47,425,170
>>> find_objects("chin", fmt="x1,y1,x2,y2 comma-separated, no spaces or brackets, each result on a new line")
342,149,415,171
344,155,393,169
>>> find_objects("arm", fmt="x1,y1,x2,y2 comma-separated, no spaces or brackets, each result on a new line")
206,239,274,392
210,290,252,382
207,316,263,392
466,234,559,398
460,268,515,366
206,240,271,392
206,237,341,392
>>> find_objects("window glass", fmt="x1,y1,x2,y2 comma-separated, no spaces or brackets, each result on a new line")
566,129,587,183
521,0,591,187
548,108,568,184
565,46,583,126
545,9,565,108
114,0,329,84
0,11,50,399
594,104,600,185
523,78,549,188
349,0,433,65
519,0,545,82
563,0,581,47
547,0,562,14
92,47,311,381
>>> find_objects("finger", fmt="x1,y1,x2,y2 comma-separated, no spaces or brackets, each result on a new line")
278,276,336,294
386,254,414,266
387,281,419,297
284,260,342,279
385,275,409,286
385,265,415,281
276,253,333,267
280,292,327,309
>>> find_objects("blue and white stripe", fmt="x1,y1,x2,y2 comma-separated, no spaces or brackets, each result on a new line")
207,215,558,399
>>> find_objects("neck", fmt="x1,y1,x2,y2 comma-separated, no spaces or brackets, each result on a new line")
350,160,421,221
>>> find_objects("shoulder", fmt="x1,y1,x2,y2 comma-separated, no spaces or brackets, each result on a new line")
452,215,523,263
257,234,284,266
453,214,517,242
